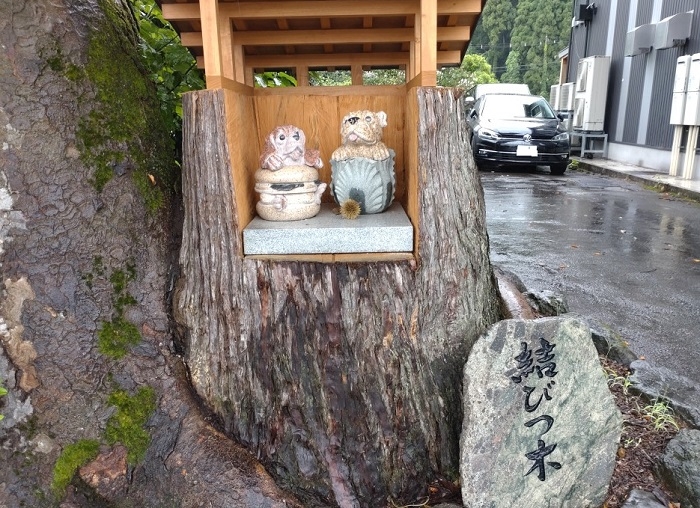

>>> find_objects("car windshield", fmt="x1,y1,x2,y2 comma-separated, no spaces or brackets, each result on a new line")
481,95,557,120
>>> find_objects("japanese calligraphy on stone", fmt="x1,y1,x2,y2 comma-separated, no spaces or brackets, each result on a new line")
510,337,562,481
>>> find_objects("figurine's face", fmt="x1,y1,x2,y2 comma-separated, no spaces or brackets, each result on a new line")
271,126,305,160
340,110,387,145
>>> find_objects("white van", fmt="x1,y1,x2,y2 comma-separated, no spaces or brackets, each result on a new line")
472,83,530,100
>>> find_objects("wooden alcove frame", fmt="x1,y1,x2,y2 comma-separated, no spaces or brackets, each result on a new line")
159,0,486,262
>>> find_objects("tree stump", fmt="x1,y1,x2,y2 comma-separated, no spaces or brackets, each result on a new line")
174,87,502,507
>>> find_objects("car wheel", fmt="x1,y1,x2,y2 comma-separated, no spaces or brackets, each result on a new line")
550,163,568,175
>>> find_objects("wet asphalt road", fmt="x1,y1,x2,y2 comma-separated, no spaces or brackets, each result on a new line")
480,168,700,385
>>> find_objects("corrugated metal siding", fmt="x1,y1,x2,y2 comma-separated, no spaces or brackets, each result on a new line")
646,47,684,148
583,3,613,135
624,57,646,143
636,0,653,25
566,0,700,150
624,1,653,144
647,2,700,147
607,2,631,141
567,2,612,77
586,2,611,56
568,27,586,81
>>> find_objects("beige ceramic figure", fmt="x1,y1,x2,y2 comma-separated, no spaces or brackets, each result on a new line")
260,125,323,170
330,110,391,162
255,125,326,221
330,111,396,215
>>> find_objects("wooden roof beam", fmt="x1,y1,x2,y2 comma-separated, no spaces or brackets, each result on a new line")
162,0,481,21
441,14,459,51
320,18,333,53
198,0,223,81
237,51,460,68
419,0,437,85
363,17,373,53
195,51,461,70
180,26,469,47
276,18,295,54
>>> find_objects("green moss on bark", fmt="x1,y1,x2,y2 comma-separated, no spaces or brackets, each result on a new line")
50,386,157,497
105,387,156,464
51,439,101,498
76,0,175,211
97,317,140,359
97,264,140,359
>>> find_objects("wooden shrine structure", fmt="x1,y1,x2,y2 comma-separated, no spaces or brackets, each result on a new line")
160,0,485,87
165,2,504,507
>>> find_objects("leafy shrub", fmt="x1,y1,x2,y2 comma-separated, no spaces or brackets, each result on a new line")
130,0,204,134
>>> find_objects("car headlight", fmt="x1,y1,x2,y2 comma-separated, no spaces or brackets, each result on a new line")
478,128,500,141
553,132,569,141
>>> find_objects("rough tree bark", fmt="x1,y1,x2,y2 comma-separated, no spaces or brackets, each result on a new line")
0,1,301,506
175,87,502,507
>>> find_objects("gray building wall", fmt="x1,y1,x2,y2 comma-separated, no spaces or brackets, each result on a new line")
566,0,700,158
606,2,631,141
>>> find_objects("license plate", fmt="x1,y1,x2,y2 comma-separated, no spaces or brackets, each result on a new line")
516,145,538,157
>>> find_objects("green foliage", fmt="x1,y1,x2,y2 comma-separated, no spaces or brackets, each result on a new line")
309,70,351,86
468,0,571,95
506,0,570,96
363,69,405,86
468,0,517,78
500,49,523,84
0,384,7,422
254,71,297,87
308,69,406,86
606,369,632,395
52,439,101,497
70,0,175,213
129,0,205,134
438,54,498,89
641,399,680,432
622,436,642,449
105,387,157,464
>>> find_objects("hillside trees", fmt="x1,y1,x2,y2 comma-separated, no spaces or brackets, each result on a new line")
469,0,517,76
470,0,571,95
510,0,571,95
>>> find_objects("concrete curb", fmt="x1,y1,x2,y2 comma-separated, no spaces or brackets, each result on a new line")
573,157,700,202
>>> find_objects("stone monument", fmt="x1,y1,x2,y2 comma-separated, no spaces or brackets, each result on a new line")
460,316,622,507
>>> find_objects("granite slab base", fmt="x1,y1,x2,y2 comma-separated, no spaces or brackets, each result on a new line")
243,202,413,255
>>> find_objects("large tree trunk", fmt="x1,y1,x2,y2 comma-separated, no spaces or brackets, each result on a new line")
0,1,301,506
175,87,502,506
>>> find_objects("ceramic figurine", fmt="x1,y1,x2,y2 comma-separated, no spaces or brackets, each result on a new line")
260,125,323,170
255,125,326,221
330,110,396,215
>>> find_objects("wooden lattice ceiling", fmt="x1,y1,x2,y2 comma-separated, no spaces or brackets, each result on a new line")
158,0,486,87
